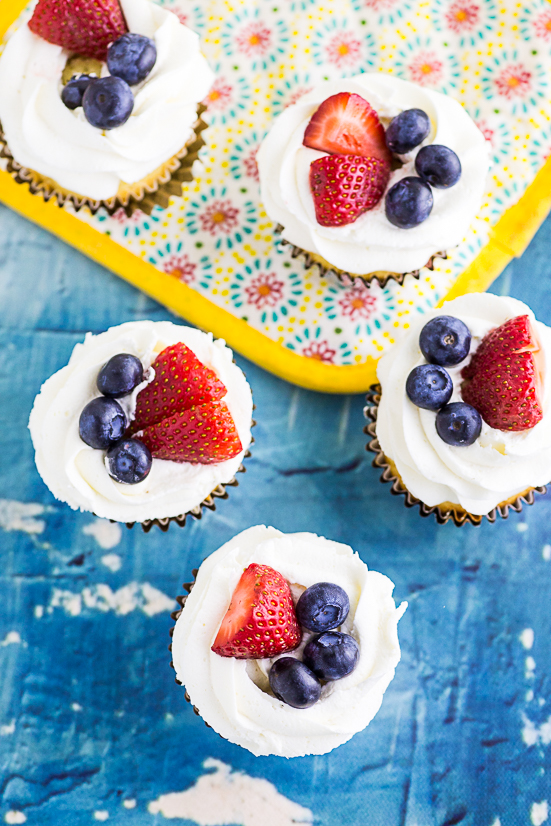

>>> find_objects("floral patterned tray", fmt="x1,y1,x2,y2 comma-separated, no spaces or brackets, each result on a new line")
1,0,551,392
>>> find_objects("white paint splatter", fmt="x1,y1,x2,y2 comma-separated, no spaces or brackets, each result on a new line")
0,500,45,535
122,800,136,810
517,522,529,533
5,813,26,825
526,657,536,679
34,605,44,619
527,690,535,703
148,759,313,825
543,545,551,561
0,720,15,736
48,583,174,617
0,632,25,647
83,519,122,550
71,703,82,712
101,554,122,573
490,819,501,826
94,812,109,822
165,713,174,723
531,801,548,826
521,629,535,650
522,714,551,747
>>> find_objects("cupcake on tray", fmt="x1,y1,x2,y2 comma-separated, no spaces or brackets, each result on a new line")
257,73,489,286
365,293,551,526
0,0,214,215
29,321,253,530
170,525,407,757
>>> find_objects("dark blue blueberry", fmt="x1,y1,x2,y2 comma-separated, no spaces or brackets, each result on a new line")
61,75,94,110
97,353,144,398
385,108,431,155
296,582,349,633
269,657,321,709
106,438,152,484
406,364,453,411
79,397,127,449
107,33,157,86
385,176,433,229
436,402,482,446
303,631,359,681
82,77,134,130
419,315,471,367
415,144,461,188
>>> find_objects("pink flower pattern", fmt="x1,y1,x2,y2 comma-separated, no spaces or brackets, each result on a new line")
408,51,444,85
112,208,144,224
338,282,378,320
244,272,285,308
163,253,197,285
476,120,495,146
235,21,272,57
203,77,234,112
494,64,532,99
302,340,337,363
445,0,480,32
199,200,240,235
325,32,362,69
361,0,399,8
285,86,313,107
533,9,551,41
243,146,260,182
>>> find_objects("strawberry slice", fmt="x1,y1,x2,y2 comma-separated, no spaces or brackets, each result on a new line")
137,401,243,464
310,154,390,227
130,342,227,434
28,0,128,62
212,564,301,659
461,315,544,432
303,92,391,164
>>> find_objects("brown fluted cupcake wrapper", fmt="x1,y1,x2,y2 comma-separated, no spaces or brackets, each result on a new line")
274,224,447,288
0,104,208,217
363,384,547,527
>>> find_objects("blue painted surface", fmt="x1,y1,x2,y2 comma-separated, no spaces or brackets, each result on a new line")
0,200,550,825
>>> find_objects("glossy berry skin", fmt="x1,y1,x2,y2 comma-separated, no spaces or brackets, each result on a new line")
107,33,157,86
296,582,350,633
303,632,360,681
79,397,127,449
419,315,471,367
385,176,433,229
436,402,482,446
61,75,94,110
385,108,431,155
269,657,321,709
406,364,453,411
97,353,144,398
106,438,152,484
415,145,461,189
82,76,134,130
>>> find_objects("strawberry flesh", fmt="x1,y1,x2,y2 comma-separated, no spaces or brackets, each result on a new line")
461,314,544,432
212,564,301,659
303,92,391,164
137,401,242,464
130,342,227,435
29,0,128,62
310,154,390,227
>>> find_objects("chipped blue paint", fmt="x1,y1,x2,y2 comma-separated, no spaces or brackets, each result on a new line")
0,202,551,825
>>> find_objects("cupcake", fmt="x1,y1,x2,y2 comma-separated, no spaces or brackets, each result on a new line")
29,321,253,529
366,293,550,526
257,73,488,286
170,525,407,757
0,0,214,215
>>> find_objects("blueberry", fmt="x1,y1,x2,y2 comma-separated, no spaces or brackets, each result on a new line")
269,657,321,709
406,364,453,411
296,583,349,633
107,33,157,86
303,631,359,681
97,353,144,398
82,77,134,130
106,438,152,484
436,402,482,446
61,75,94,110
385,177,433,229
385,108,431,155
79,397,127,449
419,315,471,367
415,145,461,189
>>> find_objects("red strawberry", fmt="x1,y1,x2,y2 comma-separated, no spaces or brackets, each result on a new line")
461,314,544,432
138,401,243,464
310,154,390,227
303,92,391,164
28,0,128,62
130,342,227,434
212,564,301,659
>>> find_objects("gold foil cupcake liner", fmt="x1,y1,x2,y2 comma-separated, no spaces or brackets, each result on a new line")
274,224,447,288
0,104,208,217
363,384,547,527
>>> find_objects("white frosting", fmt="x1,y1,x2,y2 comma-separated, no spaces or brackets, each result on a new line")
376,293,551,515
257,74,489,275
172,526,407,758
28,321,253,523
0,0,214,200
